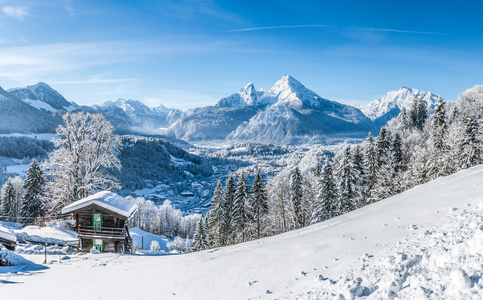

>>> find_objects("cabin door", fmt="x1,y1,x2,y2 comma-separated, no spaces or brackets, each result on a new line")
92,212,104,252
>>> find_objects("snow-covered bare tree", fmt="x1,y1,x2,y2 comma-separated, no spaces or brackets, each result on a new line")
43,112,122,215
267,170,292,234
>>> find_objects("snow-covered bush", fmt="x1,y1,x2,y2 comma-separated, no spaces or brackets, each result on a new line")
167,237,188,253
150,240,160,252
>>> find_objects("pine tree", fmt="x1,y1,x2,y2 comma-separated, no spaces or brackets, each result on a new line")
336,146,356,214
205,210,218,248
459,115,481,169
428,96,449,177
364,133,378,201
290,167,304,228
209,180,224,247
409,96,428,130
371,157,397,201
391,132,403,172
312,161,337,223
1,179,15,221
191,218,209,252
21,159,45,223
376,127,391,166
249,169,268,239
232,174,251,242
314,161,322,177
352,145,367,208
417,98,428,130
223,174,236,244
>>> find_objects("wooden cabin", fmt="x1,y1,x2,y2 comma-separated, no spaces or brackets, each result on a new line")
0,227,17,251
61,191,137,253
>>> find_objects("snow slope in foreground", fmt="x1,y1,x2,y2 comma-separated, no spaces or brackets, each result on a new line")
3,166,483,299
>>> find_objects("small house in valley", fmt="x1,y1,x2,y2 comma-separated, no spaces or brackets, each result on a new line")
61,191,137,253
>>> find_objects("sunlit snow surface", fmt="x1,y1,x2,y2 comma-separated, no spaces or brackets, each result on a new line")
3,166,483,299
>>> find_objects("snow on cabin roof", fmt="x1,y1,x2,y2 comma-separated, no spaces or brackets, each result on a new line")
0,225,17,243
61,191,137,218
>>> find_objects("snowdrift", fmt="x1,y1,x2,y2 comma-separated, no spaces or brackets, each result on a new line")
3,166,483,299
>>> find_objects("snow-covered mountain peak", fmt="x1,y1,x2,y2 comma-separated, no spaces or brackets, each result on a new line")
103,99,152,115
360,86,439,121
7,82,76,112
215,82,259,108
265,75,331,109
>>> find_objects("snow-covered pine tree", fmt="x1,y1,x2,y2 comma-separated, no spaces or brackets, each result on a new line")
409,96,428,130
409,96,419,128
232,173,251,243
364,133,378,202
315,161,322,177
191,218,209,252
459,115,481,169
204,210,216,248
376,127,391,166
428,96,449,178
1,179,15,221
417,98,428,130
352,145,367,208
312,161,337,223
249,169,268,239
21,159,45,224
371,153,398,201
9,177,24,222
336,146,356,214
391,132,403,172
223,174,236,245
290,167,304,228
209,180,224,247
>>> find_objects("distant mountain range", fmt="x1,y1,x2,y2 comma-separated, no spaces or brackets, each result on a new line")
169,75,376,144
358,86,439,127
0,77,441,145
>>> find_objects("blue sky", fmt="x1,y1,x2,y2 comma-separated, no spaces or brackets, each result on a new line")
1,0,482,108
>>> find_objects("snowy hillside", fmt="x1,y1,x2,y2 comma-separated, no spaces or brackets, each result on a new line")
3,165,483,299
0,86,59,134
359,86,439,126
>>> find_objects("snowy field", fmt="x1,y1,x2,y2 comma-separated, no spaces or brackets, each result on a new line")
3,166,483,299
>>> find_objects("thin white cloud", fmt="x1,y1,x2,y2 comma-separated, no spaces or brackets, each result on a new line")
2,6,28,21
52,78,136,84
43,45,92,57
366,28,445,35
227,25,329,32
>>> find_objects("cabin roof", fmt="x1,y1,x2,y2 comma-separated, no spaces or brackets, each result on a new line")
61,191,137,218
0,225,17,243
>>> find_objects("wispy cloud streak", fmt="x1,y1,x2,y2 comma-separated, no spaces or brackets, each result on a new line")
227,25,329,32
366,28,445,35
